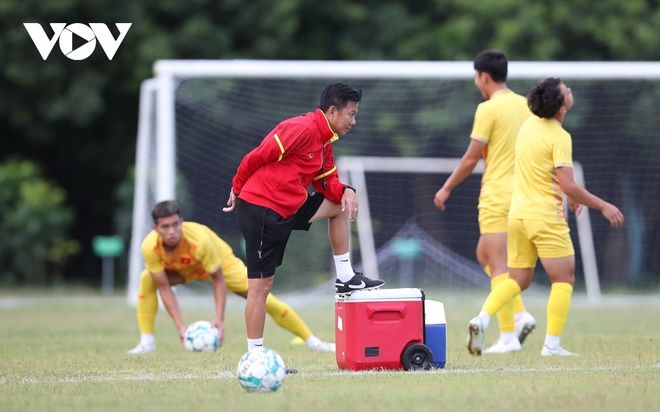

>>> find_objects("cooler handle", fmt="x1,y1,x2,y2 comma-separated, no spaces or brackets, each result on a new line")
366,303,407,320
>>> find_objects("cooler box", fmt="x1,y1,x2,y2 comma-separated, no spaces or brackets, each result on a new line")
335,288,425,371
424,300,447,368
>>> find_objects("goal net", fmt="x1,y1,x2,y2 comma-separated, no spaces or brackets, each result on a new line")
128,60,660,305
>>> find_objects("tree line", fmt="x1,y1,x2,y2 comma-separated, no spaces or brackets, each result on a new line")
1,0,659,286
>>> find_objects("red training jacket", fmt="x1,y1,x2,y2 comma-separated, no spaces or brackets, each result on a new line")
231,108,347,219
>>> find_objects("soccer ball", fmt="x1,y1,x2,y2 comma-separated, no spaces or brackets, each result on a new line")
236,348,287,393
183,320,220,352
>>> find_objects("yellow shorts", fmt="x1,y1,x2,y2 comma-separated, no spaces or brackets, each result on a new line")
183,260,249,293
507,218,575,268
478,208,508,234
478,196,511,234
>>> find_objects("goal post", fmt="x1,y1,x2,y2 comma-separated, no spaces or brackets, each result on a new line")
127,59,660,305
336,156,600,301
127,78,156,305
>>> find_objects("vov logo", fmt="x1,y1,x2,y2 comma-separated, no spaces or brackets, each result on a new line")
23,23,132,61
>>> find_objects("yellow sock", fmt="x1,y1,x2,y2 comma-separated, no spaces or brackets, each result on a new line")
482,278,521,317
137,270,158,334
547,282,573,336
491,273,515,333
485,265,527,318
265,293,312,341
512,294,526,315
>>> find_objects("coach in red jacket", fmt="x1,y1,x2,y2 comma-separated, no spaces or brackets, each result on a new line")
223,83,384,353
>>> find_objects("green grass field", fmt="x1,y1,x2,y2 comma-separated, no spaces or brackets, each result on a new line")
1,290,658,412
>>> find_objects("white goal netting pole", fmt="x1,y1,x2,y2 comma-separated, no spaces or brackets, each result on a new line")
127,78,156,305
572,162,600,301
337,156,599,301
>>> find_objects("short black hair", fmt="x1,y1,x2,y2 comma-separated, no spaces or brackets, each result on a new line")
527,78,564,119
319,83,362,112
151,200,180,224
473,50,508,83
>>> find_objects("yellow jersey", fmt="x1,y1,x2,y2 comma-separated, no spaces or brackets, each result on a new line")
509,116,573,221
141,221,242,281
471,89,531,212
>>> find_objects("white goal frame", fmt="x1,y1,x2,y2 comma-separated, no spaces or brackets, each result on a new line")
336,156,598,301
129,60,660,305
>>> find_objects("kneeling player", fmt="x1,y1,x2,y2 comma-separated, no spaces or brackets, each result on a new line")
127,200,334,354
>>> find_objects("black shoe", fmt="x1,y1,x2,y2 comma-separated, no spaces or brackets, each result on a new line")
285,368,298,375
335,271,385,295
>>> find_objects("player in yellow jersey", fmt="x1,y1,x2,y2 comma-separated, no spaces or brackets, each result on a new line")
127,200,335,354
467,78,624,356
434,50,536,353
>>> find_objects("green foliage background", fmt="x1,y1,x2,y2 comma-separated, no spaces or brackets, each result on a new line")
0,159,77,285
1,0,660,286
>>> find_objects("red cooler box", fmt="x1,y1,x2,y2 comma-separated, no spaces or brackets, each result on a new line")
336,288,429,370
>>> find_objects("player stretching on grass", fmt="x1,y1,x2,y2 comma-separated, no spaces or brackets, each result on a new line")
127,200,335,355
434,50,536,353
224,83,384,352
467,78,624,356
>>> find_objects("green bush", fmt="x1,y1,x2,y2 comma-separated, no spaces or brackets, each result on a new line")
0,158,79,286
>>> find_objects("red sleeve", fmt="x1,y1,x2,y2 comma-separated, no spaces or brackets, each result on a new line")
232,123,308,194
311,144,345,204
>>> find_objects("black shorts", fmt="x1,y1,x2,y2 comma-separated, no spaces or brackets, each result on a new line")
237,193,326,278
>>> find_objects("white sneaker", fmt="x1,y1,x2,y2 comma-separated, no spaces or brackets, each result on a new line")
466,317,485,356
540,345,579,357
515,311,537,344
483,338,522,354
126,343,156,355
308,341,336,353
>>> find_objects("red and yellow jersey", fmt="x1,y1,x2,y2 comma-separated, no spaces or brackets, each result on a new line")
231,108,346,219
509,116,573,221
471,89,531,212
141,221,243,281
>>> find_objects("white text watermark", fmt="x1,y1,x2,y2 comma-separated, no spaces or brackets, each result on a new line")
24,23,132,60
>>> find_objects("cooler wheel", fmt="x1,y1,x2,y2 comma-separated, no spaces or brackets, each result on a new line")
401,343,433,371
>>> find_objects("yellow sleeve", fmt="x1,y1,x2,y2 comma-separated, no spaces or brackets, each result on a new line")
141,237,164,274
196,236,223,274
553,131,573,168
470,102,493,144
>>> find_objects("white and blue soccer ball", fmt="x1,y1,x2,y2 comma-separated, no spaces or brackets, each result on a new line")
236,348,287,393
183,320,220,352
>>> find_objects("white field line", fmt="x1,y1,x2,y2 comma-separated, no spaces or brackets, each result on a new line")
5,364,659,384
2,293,660,310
